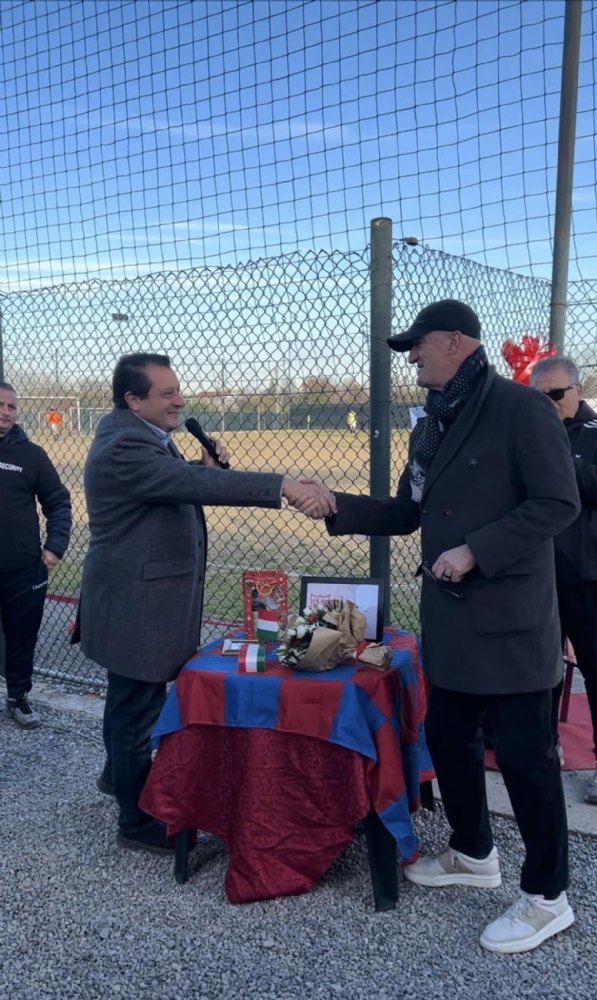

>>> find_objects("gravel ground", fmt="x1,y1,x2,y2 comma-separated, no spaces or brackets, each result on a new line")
0,705,593,1000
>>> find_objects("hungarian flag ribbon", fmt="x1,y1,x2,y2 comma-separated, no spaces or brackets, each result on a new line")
238,644,266,673
256,608,279,641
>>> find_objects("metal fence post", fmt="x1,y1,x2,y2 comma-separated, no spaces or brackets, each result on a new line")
549,0,583,354
369,217,393,624
0,305,4,381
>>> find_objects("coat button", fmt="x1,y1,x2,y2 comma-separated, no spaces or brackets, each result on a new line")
443,509,453,518
467,459,477,468
420,508,428,516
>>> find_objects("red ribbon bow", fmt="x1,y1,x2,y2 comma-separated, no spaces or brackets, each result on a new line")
501,336,557,385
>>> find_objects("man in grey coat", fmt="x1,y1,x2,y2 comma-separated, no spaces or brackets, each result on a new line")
79,353,334,856
302,301,580,955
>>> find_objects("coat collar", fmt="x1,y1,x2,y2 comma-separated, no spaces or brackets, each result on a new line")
565,399,596,430
105,406,184,457
101,407,172,447
421,366,496,499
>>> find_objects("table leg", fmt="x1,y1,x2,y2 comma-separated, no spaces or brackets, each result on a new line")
420,779,435,812
363,810,398,912
174,829,190,885
559,655,574,724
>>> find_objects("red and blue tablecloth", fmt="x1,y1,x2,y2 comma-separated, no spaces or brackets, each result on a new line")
148,628,433,869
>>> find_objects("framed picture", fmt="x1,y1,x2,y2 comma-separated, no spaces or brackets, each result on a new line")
221,638,258,655
299,577,385,642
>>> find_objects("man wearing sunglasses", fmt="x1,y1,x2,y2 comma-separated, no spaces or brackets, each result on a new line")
531,356,597,806
300,300,581,954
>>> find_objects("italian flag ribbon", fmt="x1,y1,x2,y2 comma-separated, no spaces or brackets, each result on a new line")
256,608,279,641
238,644,266,673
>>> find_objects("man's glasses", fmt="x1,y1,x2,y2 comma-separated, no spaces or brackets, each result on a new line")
543,383,578,402
417,562,464,599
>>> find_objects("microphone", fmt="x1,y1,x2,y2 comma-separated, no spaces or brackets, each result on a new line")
184,417,230,469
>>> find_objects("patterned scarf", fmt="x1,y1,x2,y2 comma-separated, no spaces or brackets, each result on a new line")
409,346,488,502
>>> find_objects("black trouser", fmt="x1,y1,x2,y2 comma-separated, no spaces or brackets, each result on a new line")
0,560,48,701
485,680,563,751
426,686,569,899
557,581,597,757
102,672,166,836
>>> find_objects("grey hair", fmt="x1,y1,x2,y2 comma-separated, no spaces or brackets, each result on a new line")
530,355,580,386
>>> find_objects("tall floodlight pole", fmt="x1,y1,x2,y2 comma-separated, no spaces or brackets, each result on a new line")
549,0,583,353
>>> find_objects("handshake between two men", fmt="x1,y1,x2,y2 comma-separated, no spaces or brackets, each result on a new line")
285,477,337,519
283,477,337,519
189,401,467,583
204,438,337,520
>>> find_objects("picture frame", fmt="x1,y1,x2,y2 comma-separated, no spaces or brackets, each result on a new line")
299,576,385,643
221,638,258,655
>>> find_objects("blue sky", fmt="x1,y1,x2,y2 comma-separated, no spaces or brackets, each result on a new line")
0,0,596,291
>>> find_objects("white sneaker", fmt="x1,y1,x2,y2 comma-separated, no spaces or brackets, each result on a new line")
6,696,41,730
404,846,501,888
480,892,575,954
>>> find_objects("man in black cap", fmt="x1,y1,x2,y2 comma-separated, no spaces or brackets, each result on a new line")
299,300,581,953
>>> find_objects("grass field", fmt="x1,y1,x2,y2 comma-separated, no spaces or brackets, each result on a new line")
34,429,422,633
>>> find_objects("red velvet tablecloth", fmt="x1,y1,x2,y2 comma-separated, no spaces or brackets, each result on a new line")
142,725,377,902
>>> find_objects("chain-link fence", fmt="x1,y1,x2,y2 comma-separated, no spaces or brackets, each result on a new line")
0,3,596,691
1,245,369,685
3,238,595,687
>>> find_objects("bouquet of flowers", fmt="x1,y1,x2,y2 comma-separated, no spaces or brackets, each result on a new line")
501,335,557,385
278,599,367,671
277,604,334,668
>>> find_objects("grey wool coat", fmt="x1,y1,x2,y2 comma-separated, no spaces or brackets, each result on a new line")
80,408,283,682
327,369,581,695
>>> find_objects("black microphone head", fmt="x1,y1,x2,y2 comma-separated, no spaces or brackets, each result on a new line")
185,417,200,435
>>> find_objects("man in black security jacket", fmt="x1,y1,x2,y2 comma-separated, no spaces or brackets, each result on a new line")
297,302,580,955
0,381,72,728
532,356,597,805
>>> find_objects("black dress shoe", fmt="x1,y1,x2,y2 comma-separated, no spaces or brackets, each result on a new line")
96,774,115,796
116,823,175,857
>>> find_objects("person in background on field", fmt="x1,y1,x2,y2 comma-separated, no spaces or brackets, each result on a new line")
347,409,357,434
78,353,336,857
531,356,597,805
0,381,72,728
46,410,62,437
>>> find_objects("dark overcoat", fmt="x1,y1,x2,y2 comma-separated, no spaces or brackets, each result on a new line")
80,408,283,683
327,369,581,695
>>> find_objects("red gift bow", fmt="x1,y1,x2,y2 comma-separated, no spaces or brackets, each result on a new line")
501,336,557,385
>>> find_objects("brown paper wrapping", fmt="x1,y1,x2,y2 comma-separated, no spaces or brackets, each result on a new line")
321,600,367,660
284,599,368,671
291,625,342,672
357,643,392,670
349,602,367,644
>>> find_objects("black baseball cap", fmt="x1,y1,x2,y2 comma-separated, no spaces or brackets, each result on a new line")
387,300,481,353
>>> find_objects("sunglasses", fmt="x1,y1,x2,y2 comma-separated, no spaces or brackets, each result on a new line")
417,562,464,599
543,383,578,402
